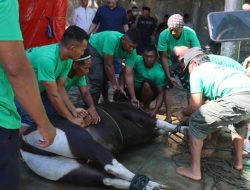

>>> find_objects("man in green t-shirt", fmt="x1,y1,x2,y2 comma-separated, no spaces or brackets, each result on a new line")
173,46,245,73
88,28,139,104
125,45,165,117
173,46,248,156
16,25,90,128
176,48,250,180
42,49,101,124
157,14,201,122
0,0,56,189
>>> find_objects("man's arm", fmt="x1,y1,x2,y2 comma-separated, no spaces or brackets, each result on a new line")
159,51,179,86
151,87,164,117
57,77,88,118
177,92,204,123
123,24,129,32
88,8,100,34
88,23,97,34
103,54,120,91
0,41,55,147
125,66,139,106
80,86,101,124
42,80,84,126
183,93,204,116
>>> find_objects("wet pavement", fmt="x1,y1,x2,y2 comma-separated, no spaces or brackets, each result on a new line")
20,87,250,190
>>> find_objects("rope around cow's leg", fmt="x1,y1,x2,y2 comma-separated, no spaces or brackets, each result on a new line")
155,119,188,134
104,159,167,190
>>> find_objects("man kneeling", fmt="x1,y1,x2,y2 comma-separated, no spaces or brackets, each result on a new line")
123,45,165,117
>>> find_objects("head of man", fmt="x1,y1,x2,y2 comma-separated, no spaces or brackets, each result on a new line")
163,14,170,24
143,45,157,68
60,25,89,61
81,0,89,8
106,0,118,9
168,14,184,39
127,10,133,18
132,6,139,16
172,46,189,69
142,7,150,17
71,48,92,77
121,28,140,53
183,47,209,73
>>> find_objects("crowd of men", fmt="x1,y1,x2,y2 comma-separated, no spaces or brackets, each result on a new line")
1,0,250,189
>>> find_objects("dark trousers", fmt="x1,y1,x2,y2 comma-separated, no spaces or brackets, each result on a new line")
0,127,19,190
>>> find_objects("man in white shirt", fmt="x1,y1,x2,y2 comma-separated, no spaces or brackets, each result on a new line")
70,0,95,32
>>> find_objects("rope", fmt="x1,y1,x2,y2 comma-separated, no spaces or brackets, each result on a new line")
96,107,124,146
170,132,250,190
129,174,150,190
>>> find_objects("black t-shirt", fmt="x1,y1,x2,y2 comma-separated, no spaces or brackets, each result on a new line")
137,16,157,38
128,16,136,28
157,22,168,34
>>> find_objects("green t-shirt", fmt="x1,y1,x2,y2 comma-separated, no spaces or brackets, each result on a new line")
190,62,250,100
157,26,201,68
134,56,165,88
0,0,23,129
89,31,137,68
26,43,73,92
65,76,87,91
208,54,245,72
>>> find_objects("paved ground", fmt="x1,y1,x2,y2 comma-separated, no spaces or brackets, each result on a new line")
20,87,250,190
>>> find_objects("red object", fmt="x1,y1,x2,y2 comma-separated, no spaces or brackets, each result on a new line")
19,0,67,49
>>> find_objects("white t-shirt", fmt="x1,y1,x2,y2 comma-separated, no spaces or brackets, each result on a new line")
70,6,95,32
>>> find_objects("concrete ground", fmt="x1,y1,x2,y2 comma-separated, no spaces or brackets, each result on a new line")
20,87,250,190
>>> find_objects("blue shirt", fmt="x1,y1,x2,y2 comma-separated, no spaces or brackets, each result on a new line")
92,5,128,32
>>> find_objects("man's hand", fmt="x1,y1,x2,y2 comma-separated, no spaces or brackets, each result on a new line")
80,115,93,128
113,84,122,92
149,110,157,118
72,108,89,118
177,110,189,123
69,117,86,127
88,106,101,124
131,98,140,107
36,121,56,148
170,77,182,88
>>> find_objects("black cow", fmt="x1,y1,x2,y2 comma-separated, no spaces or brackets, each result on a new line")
21,102,187,190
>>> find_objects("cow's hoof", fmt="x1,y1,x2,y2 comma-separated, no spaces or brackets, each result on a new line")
104,160,134,181
145,181,167,190
103,178,130,189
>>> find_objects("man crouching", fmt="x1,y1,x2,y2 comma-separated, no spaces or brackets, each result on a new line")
176,48,250,180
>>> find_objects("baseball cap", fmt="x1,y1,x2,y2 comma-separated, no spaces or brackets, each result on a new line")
183,47,204,71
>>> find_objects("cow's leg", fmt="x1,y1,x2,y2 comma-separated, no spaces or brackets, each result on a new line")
20,150,108,185
22,127,114,166
156,119,188,134
104,159,166,190
21,150,163,189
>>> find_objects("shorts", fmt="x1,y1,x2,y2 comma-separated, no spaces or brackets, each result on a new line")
189,92,250,140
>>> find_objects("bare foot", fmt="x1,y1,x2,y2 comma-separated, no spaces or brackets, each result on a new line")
201,145,215,157
176,166,201,180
